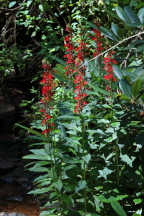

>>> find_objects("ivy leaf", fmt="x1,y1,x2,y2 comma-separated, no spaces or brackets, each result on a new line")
120,154,135,167
98,167,113,180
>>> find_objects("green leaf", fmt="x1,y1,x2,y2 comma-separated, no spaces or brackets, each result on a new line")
98,167,113,179
111,122,120,129
119,80,132,98
104,132,117,143
111,23,120,38
124,6,141,25
113,65,123,80
132,79,143,98
9,1,16,8
75,180,87,192
83,154,91,164
97,119,110,124
116,6,130,24
29,164,48,173
39,4,44,12
99,26,118,41
138,7,144,24
109,197,127,216
133,198,143,205
97,195,110,203
53,179,63,192
120,154,135,167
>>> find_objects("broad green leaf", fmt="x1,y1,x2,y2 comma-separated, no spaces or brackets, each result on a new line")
116,6,131,24
15,123,45,139
138,7,144,24
111,23,120,38
119,80,132,98
53,64,68,82
97,195,110,203
113,65,123,80
9,1,16,8
100,26,118,41
124,6,141,25
57,114,75,120
111,122,120,129
132,79,143,98
75,180,87,192
29,164,48,172
109,197,127,216
28,187,52,194
88,84,109,96
133,198,143,205
97,119,110,124
53,179,63,192
23,154,51,161
30,149,48,156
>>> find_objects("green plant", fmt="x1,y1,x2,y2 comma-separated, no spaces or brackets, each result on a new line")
13,1,144,216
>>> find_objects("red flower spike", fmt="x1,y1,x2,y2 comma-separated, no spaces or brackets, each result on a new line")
40,64,56,135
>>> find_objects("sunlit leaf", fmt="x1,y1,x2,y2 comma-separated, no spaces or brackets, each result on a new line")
138,7,144,24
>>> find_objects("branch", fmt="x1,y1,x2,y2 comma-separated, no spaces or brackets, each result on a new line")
87,31,144,63
0,0,26,12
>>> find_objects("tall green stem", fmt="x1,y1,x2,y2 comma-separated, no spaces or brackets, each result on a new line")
80,114,87,214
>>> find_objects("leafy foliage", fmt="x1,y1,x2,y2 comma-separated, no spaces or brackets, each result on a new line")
1,0,144,215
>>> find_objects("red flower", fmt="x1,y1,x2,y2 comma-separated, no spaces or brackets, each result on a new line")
103,53,117,84
40,64,55,135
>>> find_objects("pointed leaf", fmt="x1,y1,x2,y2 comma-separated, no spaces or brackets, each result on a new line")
116,6,130,23
138,7,144,24
119,80,132,98
113,65,123,80
111,23,120,38
100,26,118,41
124,6,141,25
109,197,127,216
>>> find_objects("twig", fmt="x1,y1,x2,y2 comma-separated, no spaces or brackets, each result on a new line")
0,0,26,12
87,31,144,63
